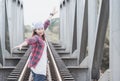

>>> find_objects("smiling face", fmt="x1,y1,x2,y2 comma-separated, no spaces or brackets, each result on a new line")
35,27,44,36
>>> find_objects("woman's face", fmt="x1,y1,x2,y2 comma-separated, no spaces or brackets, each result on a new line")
35,27,44,36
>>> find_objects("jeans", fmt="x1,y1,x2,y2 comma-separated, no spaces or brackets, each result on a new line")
32,71,46,81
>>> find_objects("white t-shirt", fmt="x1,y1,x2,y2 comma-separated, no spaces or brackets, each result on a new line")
31,41,47,75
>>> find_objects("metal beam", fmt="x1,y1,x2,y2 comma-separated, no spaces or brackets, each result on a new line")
88,0,97,80
110,0,120,80
72,0,77,53
5,0,11,53
91,0,109,80
79,0,88,64
0,37,3,65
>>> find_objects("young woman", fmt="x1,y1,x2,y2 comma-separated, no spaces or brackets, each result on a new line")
14,9,57,81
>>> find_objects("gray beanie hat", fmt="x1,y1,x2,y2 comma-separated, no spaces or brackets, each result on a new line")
32,21,44,30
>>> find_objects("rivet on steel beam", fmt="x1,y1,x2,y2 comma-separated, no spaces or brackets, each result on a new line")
12,0,16,2
18,0,20,5
63,0,65,6
66,0,70,2
60,4,62,8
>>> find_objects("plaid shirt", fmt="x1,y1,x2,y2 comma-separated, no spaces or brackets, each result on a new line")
27,20,50,68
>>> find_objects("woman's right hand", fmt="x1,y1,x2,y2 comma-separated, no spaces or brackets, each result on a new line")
12,41,28,51
12,45,22,51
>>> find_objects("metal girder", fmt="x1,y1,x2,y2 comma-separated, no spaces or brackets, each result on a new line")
5,0,11,53
79,0,88,64
0,37,3,65
91,0,109,80
110,0,120,80
72,0,77,53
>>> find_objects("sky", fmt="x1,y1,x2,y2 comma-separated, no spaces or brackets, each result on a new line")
23,0,60,25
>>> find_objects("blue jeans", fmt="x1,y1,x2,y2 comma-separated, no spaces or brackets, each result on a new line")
32,71,46,81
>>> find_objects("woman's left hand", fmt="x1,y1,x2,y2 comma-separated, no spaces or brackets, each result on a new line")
50,7,58,17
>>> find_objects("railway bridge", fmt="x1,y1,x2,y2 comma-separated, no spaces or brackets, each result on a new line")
0,0,120,81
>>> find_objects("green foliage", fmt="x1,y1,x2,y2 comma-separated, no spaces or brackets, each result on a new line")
48,18,60,32
24,25,32,33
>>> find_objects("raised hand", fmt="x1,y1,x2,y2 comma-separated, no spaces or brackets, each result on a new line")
50,7,58,17
52,7,58,16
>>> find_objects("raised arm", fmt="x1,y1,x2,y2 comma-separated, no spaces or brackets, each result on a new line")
44,19,50,30
44,7,58,30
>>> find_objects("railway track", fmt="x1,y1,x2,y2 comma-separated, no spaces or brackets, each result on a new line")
6,40,75,81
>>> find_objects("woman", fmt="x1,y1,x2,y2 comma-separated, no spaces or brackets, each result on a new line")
14,9,57,81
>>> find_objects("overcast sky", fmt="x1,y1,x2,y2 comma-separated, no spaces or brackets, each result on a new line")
23,0,60,25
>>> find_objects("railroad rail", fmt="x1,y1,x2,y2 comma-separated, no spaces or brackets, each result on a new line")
7,47,31,81
6,40,75,81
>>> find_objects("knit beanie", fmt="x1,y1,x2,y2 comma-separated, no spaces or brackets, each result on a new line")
32,21,44,30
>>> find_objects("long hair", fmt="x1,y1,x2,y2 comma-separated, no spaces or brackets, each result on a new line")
32,29,45,40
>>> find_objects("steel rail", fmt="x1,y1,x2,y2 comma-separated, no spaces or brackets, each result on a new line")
46,39,63,81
